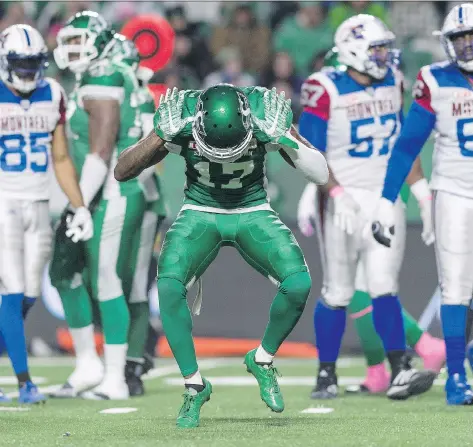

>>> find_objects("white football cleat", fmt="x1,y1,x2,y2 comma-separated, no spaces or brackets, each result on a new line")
50,359,104,398
80,378,130,400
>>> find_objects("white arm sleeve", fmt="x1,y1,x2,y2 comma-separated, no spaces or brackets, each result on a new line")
141,113,154,137
138,166,156,183
278,129,329,185
79,153,108,207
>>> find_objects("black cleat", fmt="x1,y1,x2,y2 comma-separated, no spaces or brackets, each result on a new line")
125,360,145,397
387,354,436,400
142,353,154,376
311,365,338,399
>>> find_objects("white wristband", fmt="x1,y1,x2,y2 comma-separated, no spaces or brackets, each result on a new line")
410,178,432,205
79,154,108,206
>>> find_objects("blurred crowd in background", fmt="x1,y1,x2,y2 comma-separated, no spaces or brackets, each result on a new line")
0,1,462,119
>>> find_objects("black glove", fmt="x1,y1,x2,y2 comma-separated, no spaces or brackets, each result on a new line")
49,209,86,289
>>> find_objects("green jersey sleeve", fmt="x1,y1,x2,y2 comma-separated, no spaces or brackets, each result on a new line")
79,60,125,103
242,86,293,144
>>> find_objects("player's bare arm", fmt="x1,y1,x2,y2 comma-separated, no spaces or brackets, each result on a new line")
405,156,424,186
278,125,329,185
114,130,168,182
77,98,120,206
84,98,119,162
51,124,86,209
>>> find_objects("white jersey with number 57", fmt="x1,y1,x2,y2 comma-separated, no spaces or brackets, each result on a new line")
300,67,403,191
414,61,473,198
0,77,66,200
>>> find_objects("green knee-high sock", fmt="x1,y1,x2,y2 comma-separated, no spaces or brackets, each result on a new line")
59,284,93,329
158,277,198,376
99,297,130,345
261,272,311,354
348,290,385,366
127,302,149,359
402,309,424,347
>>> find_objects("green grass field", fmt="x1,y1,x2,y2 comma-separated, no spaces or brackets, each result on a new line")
0,356,471,447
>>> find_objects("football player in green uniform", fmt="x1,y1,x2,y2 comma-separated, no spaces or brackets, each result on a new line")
109,33,167,395
115,85,329,427
49,11,151,400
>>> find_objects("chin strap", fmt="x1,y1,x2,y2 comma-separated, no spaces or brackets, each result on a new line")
191,278,203,316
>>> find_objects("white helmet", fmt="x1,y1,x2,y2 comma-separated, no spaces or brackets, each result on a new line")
0,24,48,93
436,3,473,72
335,14,397,80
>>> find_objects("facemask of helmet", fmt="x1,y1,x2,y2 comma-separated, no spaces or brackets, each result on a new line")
192,84,253,164
436,4,473,72
0,25,48,93
53,11,114,74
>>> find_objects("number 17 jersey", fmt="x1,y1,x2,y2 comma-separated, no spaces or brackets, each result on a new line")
153,87,292,211
301,67,403,191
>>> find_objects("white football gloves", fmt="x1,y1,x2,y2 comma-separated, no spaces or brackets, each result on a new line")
330,186,360,235
252,88,292,141
157,87,192,140
297,183,317,237
66,207,93,243
372,197,396,247
410,178,435,246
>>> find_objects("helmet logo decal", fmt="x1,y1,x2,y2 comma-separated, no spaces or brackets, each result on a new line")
194,98,207,138
350,24,365,40
236,90,251,130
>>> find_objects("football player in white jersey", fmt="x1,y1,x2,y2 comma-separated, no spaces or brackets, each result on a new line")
373,3,473,405
299,49,445,398
298,14,436,401
0,24,93,403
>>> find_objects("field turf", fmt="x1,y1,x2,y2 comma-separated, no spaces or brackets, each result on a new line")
0,357,470,447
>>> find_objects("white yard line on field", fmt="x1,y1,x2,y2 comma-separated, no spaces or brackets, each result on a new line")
5,358,232,398
165,376,448,387
0,356,365,368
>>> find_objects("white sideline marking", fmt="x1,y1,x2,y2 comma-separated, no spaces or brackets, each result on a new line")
5,358,230,398
0,407,30,412
301,407,334,414
0,376,46,385
0,356,366,368
143,358,228,381
100,407,138,415
165,376,448,387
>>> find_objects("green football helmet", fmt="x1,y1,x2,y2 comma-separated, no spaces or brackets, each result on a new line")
109,33,153,84
54,11,115,74
192,84,253,163
110,33,140,69
323,47,346,70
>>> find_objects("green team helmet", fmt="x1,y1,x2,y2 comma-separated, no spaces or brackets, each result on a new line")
54,10,115,74
192,84,253,164
322,47,346,71
109,33,140,69
109,33,153,84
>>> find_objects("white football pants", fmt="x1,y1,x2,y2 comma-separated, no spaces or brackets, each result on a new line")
319,187,406,307
0,199,52,297
433,190,473,306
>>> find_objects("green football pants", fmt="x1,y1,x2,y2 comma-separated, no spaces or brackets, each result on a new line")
52,193,149,346
158,208,312,376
